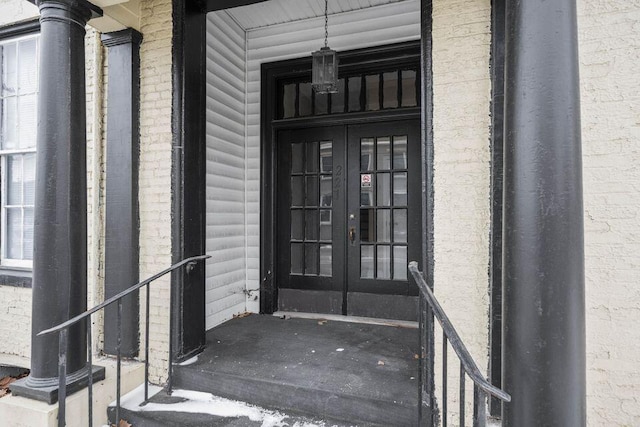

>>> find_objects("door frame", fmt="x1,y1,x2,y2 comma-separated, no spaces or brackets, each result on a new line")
260,41,422,314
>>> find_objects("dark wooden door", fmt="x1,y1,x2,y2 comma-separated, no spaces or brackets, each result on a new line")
276,120,421,320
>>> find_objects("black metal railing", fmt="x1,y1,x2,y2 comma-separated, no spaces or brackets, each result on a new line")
38,254,210,427
409,261,511,427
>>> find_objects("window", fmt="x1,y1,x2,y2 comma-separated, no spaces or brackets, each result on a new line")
0,33,39,268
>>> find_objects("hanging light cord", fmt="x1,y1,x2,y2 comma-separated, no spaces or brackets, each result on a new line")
324,0,329,48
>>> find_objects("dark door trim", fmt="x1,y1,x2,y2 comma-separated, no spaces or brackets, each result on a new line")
260,41,422,314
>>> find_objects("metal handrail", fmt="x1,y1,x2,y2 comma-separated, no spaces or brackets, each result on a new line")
409,261,510,427
39,254,210,427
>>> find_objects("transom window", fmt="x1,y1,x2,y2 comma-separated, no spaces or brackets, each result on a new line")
0,33,39,267
278,67,419,119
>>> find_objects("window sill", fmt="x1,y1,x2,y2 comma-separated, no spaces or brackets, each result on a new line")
0,267,32,288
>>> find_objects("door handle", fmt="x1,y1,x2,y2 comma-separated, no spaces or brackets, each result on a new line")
349,226,356,244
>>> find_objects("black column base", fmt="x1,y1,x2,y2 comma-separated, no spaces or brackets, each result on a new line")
11,365,105,404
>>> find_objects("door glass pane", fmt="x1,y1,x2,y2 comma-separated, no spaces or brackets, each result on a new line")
305,176,318,206
319,209,332,240
282,83,296,118
1,43,17,96
383,71,398,109
320,141,332,172
377,137,391,169
361,245,374,279
305,243,318,275
401,70,417,107
320,244,332,276
299,82,312,116
330,79,345,113
23,207,33,260
291,243,303,274
377,245,391,279
320,176,332,207
393,172,407,206
377,209,391,242
348,76,361,112
377,173,391,206
393,136,407,169
6,208,22,259
291,176,304,206
394,209,407,243
361,179,374,207
393,246,407,280
7,155,22,205
360,208,374,242
306,141,318,172
360,138,374,171
365,74,380,111
291,143,304,173
291,210,303,240
305,209,318,240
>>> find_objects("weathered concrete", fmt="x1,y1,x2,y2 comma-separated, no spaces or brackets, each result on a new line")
174,315,420,426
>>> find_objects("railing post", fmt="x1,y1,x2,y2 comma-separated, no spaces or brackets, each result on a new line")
473,386,487,427
57,329,68,427
144,286,150,403
116,300,122,426
87,317,93,427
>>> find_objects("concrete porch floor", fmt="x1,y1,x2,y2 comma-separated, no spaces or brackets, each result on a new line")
170,314,421,426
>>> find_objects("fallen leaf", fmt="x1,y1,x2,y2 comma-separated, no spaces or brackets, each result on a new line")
413,354,420,360
317,320,327,325
233,312,252,319
0,377,13,387
0,389,8,398
378,360,386,366
115,419,131,427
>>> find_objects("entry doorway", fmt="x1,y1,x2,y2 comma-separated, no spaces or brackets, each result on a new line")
276,120,421,320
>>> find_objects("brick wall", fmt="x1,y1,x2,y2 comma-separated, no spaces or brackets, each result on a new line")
137,0,173,383
579,1,640,425
432,0,492,422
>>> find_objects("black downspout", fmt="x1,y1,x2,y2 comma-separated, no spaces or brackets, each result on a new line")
488,0,505,418
419,0,436,425
502,0,585,425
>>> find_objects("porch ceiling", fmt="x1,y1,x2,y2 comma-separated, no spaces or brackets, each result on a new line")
225,0,406,30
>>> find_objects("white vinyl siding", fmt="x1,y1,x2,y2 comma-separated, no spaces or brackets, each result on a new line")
205,12,247,330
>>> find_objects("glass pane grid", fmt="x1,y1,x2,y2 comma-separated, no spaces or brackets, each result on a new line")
290,140,332,277
359,134,409,281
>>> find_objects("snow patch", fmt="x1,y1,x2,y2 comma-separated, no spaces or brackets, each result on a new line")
177,355,198,366
115,384,328,427
335,348,344,352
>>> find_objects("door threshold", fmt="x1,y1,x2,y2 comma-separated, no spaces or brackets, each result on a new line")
273,311,418,329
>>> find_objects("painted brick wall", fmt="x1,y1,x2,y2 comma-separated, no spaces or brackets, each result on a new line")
578,1,640,425
432,0,492,422
137,0,173,383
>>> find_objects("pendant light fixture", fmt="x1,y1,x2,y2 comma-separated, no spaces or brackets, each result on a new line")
312,0,339,94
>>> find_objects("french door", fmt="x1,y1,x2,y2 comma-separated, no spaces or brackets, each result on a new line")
276,120,421,320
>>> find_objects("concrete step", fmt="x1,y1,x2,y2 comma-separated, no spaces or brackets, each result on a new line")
107,386,354,427
172,315,420,426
